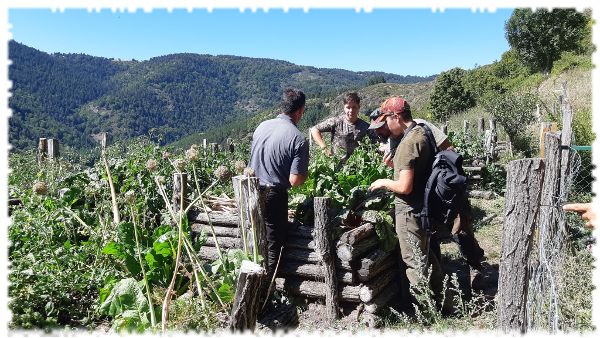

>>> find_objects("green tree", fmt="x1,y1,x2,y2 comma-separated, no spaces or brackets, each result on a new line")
505,8,590,75
366,75,386,86
428,67,475,121
483,90,538,156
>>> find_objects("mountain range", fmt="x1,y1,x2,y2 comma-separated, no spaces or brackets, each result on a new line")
9,40,437,152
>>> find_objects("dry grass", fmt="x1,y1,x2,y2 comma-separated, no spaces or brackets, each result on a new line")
537,68,592,116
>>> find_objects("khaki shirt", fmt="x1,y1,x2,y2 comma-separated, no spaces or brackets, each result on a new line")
393,126,430,210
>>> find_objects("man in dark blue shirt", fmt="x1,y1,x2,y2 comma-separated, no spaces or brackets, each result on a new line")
249,88,310,275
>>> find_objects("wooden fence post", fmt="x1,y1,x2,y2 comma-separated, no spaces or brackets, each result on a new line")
38,138,47,162
227,138,235,153
539,122,558,158
489,119,496,132
539,132,563,244
559,104,574,198
478,118,485,133
228,260,265,332
232,175,268,270
172,173,187,215
210,143,219,153
441,125,447,135
497,158,545,334
48,139,60,162
100,132,108,149
314,196,339,321
463,120,469,133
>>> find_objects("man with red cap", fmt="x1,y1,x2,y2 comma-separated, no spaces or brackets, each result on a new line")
370,105,486,292
369,97,453,313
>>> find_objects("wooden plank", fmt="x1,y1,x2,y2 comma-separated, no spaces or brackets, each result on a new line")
278,260,355,285
281,248,353,271
275,276,361,303
188,210,240,227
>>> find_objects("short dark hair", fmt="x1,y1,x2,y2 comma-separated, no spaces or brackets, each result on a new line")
281,89,306,115
398,110,413,122
343,92,360,105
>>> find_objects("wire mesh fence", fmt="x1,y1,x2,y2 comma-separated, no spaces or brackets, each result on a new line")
526,136,595,333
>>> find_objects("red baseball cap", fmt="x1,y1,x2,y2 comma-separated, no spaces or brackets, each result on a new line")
380,97,410,114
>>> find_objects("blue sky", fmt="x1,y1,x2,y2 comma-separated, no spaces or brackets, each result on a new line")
8,7,514,77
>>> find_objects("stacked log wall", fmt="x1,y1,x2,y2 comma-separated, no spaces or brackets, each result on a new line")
188,210,401,316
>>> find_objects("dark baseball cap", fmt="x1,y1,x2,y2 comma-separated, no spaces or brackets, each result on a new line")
368,111,393,130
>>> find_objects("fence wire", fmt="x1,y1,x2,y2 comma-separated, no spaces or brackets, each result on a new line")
526,135,594,333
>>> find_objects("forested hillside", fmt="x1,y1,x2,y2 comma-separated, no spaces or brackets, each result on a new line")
8,40,436,151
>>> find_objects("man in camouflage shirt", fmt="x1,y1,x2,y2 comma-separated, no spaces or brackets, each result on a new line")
310,92,377,163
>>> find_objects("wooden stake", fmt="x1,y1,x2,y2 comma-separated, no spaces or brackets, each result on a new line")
497,158,545,334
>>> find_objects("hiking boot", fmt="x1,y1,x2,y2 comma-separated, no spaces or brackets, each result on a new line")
470,266,485,292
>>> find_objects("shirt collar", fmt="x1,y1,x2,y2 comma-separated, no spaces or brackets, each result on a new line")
277,114,297,126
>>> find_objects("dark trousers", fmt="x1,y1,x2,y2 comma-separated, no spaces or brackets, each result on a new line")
264,188,289,275
429,200,485,269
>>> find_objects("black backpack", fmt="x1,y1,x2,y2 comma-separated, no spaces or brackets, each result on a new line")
396,122,468,234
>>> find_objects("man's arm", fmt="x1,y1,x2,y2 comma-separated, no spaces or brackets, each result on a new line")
310,128,332,155
369,169,414,195
438,139,455,151
289,173,308,187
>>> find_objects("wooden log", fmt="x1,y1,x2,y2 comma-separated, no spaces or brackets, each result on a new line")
463,166,483,172
360,268,398,302
192,224,239,237
275,277,361,302
478,117,485,133
539,132,564,255
338,223,375,245
229,260,265,332
281,248,353,271
227,138,234,153
48,138,60,162
284,236,315,250
539,122,558,158
313,196,339,321
172,173,187,214
188,210,240,226
497,158,545,334
288,224,315,239
357,250,395,282
38,138,48,162
232,175,267,269
254,304,300,338
278,260,355,284
206,236,241,249
364,281,399,314
198,245,222,261
336,235,379,262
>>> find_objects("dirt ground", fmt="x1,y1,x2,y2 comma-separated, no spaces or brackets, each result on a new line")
256,196,505,334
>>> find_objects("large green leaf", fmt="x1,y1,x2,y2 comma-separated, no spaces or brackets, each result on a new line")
98,278,150,322
102,242,126,259
117,222,136,249
153,231,177,257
